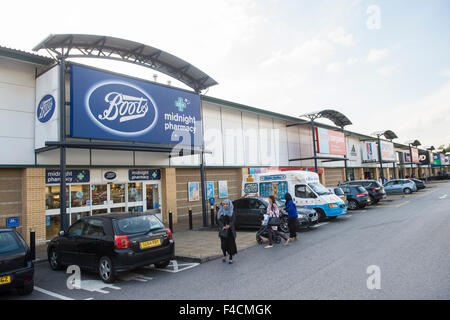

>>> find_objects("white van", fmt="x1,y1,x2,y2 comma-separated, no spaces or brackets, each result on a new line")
242,170,347,221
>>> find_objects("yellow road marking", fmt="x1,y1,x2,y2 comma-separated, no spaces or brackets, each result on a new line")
394,200,410,208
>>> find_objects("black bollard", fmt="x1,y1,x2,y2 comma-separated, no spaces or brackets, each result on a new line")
210,207,215,226
188,208,193,230
29,229,36,260
168,210,173,233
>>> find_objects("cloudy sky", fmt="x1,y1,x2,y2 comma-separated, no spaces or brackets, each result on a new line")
2,0,449,148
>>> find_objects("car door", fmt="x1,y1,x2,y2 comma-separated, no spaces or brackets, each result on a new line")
233,199,248,227
59,220,86,266
246,198,265,226
77,218,105,269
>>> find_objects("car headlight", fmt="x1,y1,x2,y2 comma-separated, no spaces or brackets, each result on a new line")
328,203,338,208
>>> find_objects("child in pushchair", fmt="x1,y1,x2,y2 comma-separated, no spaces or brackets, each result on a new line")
256,213,282,245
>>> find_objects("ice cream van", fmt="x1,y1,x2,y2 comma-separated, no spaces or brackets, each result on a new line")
242,170,347,221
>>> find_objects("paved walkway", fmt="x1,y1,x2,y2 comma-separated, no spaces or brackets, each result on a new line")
34,229,258,264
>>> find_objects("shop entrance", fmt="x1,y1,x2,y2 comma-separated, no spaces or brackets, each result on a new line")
91,183,127,215
144,182,162,221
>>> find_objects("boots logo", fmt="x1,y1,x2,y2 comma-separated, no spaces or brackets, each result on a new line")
37,94,55,123
86,81,158,137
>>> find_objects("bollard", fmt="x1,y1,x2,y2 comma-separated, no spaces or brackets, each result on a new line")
168,210,173,233
188,208,193,230
210,207,215,226
29,229,36,261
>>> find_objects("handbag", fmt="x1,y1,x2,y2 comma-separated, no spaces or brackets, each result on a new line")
268,217,280,226
219,228,229,238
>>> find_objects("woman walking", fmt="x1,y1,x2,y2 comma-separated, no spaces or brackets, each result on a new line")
217,199,237,264
283,192,298,244
265,195,288,248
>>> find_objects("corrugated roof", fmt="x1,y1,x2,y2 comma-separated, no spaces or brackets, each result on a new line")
0,45,54,65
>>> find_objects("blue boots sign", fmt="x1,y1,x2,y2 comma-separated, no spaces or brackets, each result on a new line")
70,64,202,146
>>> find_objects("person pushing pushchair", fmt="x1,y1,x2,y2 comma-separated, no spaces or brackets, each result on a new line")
256,195,289,248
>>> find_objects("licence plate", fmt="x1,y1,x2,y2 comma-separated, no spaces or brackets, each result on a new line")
140,238,161,249
342,197,346,201
0,276,11,285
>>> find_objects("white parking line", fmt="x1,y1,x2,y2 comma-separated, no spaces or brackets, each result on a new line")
439,194,447,199
34,286,75,300
394,200,410,208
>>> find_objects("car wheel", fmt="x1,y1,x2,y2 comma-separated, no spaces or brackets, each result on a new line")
404,188,412,194
155,260,171,269
17,280,34,295
98,256,115,283
316,208,326,222
348,200,358,210
279,216,289,233
48,247,63,271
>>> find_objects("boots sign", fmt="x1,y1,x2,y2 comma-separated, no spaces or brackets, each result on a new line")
70,64,202,146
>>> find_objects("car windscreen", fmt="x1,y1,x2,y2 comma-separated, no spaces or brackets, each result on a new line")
114,215,164,235
0,232,22,254
308,183,331,195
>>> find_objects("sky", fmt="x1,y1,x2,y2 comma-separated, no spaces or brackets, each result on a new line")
1,0,449,148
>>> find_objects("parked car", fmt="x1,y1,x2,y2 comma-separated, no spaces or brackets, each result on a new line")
47,213,174,283
409,178,426,190
340,185,370,210
232,196,318,231
342,180,386,204
0,228,34,295
328,187,348,207
383,179,417,194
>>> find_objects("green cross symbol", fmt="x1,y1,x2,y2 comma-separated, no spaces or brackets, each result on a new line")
77,173,85,181
175,97,187,112
152,171,158,178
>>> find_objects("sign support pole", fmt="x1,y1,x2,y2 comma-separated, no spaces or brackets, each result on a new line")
377,135,384,182
58,56,67,232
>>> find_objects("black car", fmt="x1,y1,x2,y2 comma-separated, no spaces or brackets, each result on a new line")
47,213,174,283
410,178,426,190
232,196,318,231
340,185,370,210
343,180,386,204
0,228,34,295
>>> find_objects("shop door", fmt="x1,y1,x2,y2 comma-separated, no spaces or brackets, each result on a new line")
91,184,126,214
144,183,162,220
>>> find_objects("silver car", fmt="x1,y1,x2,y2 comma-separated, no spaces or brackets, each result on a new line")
383,179,417,194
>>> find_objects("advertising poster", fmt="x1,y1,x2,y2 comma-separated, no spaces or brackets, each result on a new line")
206,181,215,199
411,148,420,163
419,150,430,165
380,140,396,161
188,182,200,202
316,127,346,155
362,142,378,162
218,181,228,198
404,152,411,163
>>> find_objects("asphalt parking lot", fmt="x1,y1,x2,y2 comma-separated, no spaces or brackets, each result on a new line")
3,181,449,300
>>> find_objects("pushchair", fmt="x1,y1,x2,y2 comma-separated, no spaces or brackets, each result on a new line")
256,214,282,245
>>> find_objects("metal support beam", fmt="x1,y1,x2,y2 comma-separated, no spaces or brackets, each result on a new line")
58,56,67,232
377,136,385,182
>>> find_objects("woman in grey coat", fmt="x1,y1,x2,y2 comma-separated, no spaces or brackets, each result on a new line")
217,199,237,264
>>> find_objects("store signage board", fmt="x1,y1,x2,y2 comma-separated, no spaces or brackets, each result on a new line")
316,128,346,155
411,147,420,163
418,150,430,165
46,169,90,184
6,217,19,228
380,140,396,162
35,65,60,149
362,142,378,162
70,64,202,146
128,169,161,181
433,154,441,165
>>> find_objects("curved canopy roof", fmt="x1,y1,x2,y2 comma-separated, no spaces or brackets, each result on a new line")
299,109,352,127
371,130,398,140
404,139,421,146
33,34,218,92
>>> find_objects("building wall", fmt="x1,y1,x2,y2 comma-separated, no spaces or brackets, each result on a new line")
323,168,345,187
0,169,22,232
0,57,37,165
175,168,244,217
